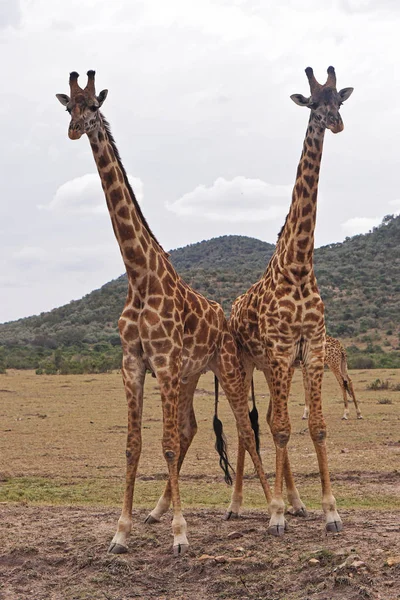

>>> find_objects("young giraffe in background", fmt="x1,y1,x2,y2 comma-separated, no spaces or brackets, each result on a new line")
56,71,273,556
302,335,363,420
227,67,353,535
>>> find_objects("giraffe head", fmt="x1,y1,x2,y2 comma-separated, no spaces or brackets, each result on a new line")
56,71,108,140
290,66,353,134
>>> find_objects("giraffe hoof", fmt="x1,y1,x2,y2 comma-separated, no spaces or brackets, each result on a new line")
173,543,189,557
341,416,348,420
223,511,239,521
144,514,160,525
268,524,285,537
108,542,128,554
357,415,364,420
326,520,343,533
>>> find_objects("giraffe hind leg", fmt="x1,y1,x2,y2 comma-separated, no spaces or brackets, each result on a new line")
212,339,273,526
222,355,254,521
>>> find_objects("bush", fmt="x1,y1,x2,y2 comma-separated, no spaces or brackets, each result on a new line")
367,379,390,391
348,356,375,369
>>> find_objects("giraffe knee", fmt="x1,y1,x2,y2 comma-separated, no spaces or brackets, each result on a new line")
310,428,326,443
273,430,290,447
164,450,175,461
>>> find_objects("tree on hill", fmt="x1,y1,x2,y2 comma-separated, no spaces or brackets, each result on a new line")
0,217,399,371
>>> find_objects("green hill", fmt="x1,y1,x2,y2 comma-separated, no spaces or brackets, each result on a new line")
0,215,399,372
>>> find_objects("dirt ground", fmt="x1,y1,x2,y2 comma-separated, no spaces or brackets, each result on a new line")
1,369,399,599
1,503,400,600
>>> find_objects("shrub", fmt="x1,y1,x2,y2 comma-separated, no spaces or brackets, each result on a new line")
367,379,390,390
349,356,375,369
377,398,392,405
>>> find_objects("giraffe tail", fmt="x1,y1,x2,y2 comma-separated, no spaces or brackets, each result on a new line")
249,377,260,456
213,375,234,485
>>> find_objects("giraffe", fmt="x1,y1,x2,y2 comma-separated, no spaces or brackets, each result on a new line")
227,66,354,535
302,335,363,420
56,71,273,556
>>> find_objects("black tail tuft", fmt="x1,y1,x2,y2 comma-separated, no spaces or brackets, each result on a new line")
343,379,349,392
249,406,260,456
249,377,260,456
213,415,234,486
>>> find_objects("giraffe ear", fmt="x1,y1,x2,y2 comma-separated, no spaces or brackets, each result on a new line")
290,94,312,107
338,87,354,102
97,89,108,106
56,94,70,106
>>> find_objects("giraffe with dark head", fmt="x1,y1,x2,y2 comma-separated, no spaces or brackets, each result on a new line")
56,71,273,556
227,67,353,535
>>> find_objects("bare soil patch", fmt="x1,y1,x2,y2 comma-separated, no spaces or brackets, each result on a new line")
0,369,399,598
1,504,400,600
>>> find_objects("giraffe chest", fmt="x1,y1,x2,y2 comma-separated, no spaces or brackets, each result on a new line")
120,288,223,377
230,277,325,367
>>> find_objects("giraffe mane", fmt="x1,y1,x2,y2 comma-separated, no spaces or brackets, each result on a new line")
101,116,169,259
277,214,289,241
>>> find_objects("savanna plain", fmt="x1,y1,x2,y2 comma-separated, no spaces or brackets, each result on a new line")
0,368,399,600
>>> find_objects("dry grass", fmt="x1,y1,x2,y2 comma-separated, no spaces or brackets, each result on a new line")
0,368,399,510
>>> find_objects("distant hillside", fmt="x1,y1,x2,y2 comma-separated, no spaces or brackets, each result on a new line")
0,216,399,371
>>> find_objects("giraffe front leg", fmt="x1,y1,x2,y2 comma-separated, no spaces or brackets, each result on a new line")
341,380,350,420
265,364,293,536
301,363,310,420
276,367,308,517
265,366,307,525
307,362,342,533
145,374,200,524
109,354,145,554
283,450,308,517
158,368,189,556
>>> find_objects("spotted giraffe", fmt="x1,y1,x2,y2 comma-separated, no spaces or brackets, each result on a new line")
56,71,273,556
302,335,362,420
226,67,354,535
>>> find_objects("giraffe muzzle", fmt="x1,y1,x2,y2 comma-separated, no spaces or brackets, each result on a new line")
328,115,344,134
68,125,83,140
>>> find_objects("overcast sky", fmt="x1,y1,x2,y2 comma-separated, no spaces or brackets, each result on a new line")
1,0,400,323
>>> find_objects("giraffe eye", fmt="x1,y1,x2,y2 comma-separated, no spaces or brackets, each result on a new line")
89,105,98,112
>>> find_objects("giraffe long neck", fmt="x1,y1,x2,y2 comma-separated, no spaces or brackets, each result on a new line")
275,116,325,283
87,116,166,280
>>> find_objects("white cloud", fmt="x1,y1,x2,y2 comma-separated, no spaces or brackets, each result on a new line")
341,216,382,236
0,0,21,29
389,198,400,211
39,173,143,215
3,0,400,322
166,176,291,223
12,246,48,266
